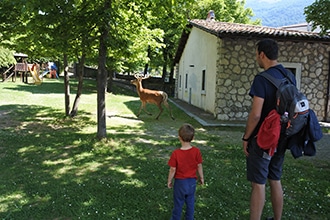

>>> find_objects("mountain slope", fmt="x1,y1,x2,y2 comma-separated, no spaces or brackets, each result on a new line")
245,0,315,27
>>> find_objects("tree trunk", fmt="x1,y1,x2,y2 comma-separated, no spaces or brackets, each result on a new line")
107,68,113,93
143,45,151,75
97,35,108,139
70,54,86,117
162,46,168,91
96,4,110,139
162,46,167,83
63,53,70,116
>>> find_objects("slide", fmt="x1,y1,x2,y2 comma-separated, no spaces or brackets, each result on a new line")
40,70,49,78
28,66,42,85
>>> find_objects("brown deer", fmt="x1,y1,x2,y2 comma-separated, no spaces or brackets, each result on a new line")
130,74,174,120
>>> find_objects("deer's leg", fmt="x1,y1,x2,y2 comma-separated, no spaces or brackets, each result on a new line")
137,102,144,117
155,104,164,120
163,100,175,120
139,102,152,116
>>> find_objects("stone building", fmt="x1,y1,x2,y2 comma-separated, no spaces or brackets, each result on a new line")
174,19,330,122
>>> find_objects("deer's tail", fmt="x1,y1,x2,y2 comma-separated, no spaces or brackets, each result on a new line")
161,91,168,103
160,91,174,120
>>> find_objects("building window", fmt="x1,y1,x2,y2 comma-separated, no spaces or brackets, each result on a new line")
185,73,188,89
202,70,206,91
282,62,302,89
179,75,182,88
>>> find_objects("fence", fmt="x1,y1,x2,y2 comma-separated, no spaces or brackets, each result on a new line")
68,65,175,97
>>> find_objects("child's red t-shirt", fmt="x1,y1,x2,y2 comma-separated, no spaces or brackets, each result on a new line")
168,147,203,179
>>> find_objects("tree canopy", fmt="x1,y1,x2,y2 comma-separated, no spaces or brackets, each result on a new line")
190,0,260,25
304,0,330,35
0,47,16,67
1,0,259,74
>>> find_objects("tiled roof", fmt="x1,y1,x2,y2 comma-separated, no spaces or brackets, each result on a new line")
190,19,330,41
174,19,330,63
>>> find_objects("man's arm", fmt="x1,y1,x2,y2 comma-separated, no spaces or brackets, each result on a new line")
243,96,264,156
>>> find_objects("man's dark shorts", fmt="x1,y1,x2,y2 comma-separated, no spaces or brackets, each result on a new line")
246,137,285,184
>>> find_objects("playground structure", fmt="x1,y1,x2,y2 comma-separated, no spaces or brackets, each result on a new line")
2,53,28,83
1,53,58,84
2,62,42,85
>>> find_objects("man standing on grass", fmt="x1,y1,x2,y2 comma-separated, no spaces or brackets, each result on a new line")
242,39,296,220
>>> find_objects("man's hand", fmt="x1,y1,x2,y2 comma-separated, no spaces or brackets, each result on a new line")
243,141,249,157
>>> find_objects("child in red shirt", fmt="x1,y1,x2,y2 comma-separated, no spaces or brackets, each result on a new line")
167,123,204,220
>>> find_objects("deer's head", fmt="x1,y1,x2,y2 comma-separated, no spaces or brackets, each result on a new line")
130,74,150,86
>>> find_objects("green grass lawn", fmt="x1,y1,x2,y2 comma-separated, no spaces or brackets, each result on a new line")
0,78,329,219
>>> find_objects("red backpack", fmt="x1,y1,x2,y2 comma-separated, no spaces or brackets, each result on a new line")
256,109,281,156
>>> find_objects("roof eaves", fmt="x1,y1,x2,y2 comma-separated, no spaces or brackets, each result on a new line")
189,19,330,43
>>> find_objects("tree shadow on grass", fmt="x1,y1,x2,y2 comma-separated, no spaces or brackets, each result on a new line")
0,103,178,219
0,102,244,219
1,98,328,219
3,78,97,95
0,79,252,219
123,99,181,122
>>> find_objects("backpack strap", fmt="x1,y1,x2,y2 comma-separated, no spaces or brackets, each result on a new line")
272,65,295,85
259,65,295,88
259,71,285,89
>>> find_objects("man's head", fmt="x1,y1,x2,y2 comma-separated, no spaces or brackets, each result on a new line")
256,39,278,68
178,123,195,142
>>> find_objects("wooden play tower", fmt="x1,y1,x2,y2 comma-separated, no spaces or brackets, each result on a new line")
2,53,30,83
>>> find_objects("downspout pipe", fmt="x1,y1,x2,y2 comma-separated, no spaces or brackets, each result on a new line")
324,51,330,122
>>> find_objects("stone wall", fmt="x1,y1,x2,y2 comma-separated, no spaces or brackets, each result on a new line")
215,37,330,122
281,41,329,121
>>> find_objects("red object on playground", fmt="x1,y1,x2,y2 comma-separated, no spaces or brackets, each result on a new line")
49,69,57,78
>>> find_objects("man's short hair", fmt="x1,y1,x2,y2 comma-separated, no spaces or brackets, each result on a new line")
256,39,278,60
179,123,195,142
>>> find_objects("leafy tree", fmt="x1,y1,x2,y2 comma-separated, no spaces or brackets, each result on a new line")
1,0,161,139
0,47,16,67
304,0,330,35
189,0,260,24
0,0,24,40
144,0,195,84
22,0,78,115
105,1,165,75
11,0,111,121
0,0,26,68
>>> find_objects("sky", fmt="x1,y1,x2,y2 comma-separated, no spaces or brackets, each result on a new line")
253,0,281,3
